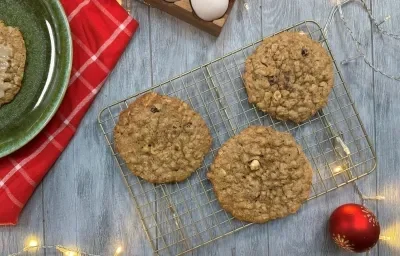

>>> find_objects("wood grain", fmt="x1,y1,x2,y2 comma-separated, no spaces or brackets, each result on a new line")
149,4,223,255
372,0,400,255
331,1,377,255
174,0,192,12
2,0,400,255
0,186,44,255
195,1,264,255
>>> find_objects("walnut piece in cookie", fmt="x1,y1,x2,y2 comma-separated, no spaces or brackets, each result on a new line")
243,32,334,123
0,21,26,107
114,92,212,184
207,126,313,223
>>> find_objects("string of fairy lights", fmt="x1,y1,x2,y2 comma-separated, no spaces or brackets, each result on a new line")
328,0,400,81
8,239,123,256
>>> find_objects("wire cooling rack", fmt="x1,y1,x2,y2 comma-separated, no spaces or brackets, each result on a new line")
98,21,376,256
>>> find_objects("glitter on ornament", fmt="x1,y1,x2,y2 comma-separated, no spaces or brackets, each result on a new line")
362,206,378,227
332,234,355,252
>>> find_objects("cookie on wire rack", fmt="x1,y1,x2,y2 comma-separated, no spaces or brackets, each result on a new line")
243,31,334,123
114,92,212,184
207,126,313,223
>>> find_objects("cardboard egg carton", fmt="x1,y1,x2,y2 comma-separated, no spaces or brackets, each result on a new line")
136,0,236,36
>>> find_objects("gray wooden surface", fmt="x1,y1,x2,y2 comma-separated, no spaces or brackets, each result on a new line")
1,0,399,255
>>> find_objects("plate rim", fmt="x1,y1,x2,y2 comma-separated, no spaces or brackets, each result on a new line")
0,0,73,158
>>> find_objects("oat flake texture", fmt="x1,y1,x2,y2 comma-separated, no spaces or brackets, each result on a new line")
114,92,212,184
0,21,26,107
207,126,313,223
243,32,334,123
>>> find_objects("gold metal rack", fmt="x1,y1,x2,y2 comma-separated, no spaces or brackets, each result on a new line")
98,21,376,256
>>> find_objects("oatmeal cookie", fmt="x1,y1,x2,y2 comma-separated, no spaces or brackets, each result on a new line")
243,32,334,123
207,126,313,223
0,21,26,107
114,92,212,183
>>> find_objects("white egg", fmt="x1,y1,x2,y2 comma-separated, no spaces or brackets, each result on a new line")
191,0,229,22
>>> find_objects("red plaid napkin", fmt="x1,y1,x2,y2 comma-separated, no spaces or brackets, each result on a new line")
0,0,138,225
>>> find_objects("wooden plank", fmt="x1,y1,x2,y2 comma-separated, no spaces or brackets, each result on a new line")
336,1,378,255
149,6,223,255
41,2,154,255
262,0,376,255
149,0,263,255
372,0,400,255
0,186,44,255
327,1,377,255
145,0,236,36
211,2,267,256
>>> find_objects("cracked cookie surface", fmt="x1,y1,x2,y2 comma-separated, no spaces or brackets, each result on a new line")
243,32,334,123
114,92,212,183
207,126,313,223
0,21,26,107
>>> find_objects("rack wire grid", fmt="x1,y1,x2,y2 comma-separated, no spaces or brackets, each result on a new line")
98,20,376,256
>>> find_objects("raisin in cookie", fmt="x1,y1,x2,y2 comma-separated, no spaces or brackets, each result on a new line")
207,126,313,223
114,92,212,183
243,32,334,123
0,21,26,107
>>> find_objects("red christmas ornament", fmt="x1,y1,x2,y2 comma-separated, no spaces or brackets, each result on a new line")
329,203,380,253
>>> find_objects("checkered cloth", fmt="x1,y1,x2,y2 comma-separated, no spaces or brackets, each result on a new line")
0,0,138,225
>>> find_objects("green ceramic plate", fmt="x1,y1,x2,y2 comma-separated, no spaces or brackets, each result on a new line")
0,0,72,157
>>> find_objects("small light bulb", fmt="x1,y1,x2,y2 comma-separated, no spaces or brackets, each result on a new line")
363,195,386,200
28,240,38,247
333,166,343,174
332,0,342,6
380,236,391,241
378,15,392,26
115,246,123,255
65,251,78,256
23,239,39,252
